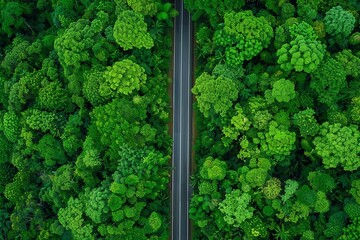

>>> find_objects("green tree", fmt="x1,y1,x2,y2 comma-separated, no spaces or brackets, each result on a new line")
350,180,360,205
58,197,95,240
324,6,356,44
37,81,70,111
313,123,360,171
54,18,102,78
84,187,110,224
100,59,147,97
83,67,107,106
127,0,158,16
293,108,319,137
192,73,239,118
307,171,336,193
91,98,157,148
219,190,254,227
262,178,282,199
3,111,20,143
148,212,162,232
0,2,31,37
37,134,67,166
214,10,274,67
199,157,227,181
310,58,347,107
257,121,296,162
277,35,326,73
271,78,296,103
113,10,154,50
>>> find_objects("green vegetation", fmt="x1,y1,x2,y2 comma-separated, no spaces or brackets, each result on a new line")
2,0,360,238
0,0,176,239
186,0,360,239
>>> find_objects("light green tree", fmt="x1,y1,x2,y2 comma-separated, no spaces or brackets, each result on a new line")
192,73,239,118
127,0,158,16
272,78,296,103
113,10,154,50
100,59,147,97
313,123,360,171
214,10,273,67
200,157,227,181
219,190,254,227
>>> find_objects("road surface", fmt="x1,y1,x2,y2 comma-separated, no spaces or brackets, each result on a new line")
171,0,193,239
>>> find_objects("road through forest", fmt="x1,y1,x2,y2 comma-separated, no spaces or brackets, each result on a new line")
171,0,193,239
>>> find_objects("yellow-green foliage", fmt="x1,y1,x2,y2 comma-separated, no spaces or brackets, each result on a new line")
3,111,20,143
100,59,146,97
258,121,296,162
200,157,227,181
277,35,325,73
113,10,154,50
192,73,239,117
219,190,254,227
271,78,296,103
262,178,282,199
214,10,273,67
314,123,360,171
127,0,158,16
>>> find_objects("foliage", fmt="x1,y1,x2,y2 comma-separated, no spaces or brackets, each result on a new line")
127,0,158,16
3,111,20,143
54,18,102,78
271,78,296,103
324,5,356,44
190,0,360,237
91,98,157,149
307,171,336,193
313,123,360,171
37,81,70,111
276,35,326,73
83,68,107,106
37,134,67,166
334,49,360,78
262,178,282,199
113,10,154,50
214,10,274,67
350,179,360,204
293,108,319,137
339,217,360,239
218,190,254,227
259,121,296,162
58,197,95,240
1,0,360,238
192,72,239,118
0,2,30,37
310,57,347,107
100,59,147,97
184,0,245,27
200,157,227,181
0,0,174,238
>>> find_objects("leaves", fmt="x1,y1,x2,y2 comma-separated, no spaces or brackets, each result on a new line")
192,73,239,118
113,10,154,50
101,59,147,97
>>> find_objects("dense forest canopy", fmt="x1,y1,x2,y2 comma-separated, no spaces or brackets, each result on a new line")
1,0,360,239
186,0,360,239
0,0,176,239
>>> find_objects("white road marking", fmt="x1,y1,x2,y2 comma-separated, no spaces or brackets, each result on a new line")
178,1,183,236
185,8,191,238
171,0,177,239
172,0,192,239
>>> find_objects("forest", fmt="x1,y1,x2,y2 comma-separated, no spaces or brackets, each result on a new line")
0,0,176,239
1,0,360,239
186,0,360,239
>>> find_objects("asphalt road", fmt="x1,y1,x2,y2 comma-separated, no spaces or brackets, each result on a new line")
171,0,193,239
